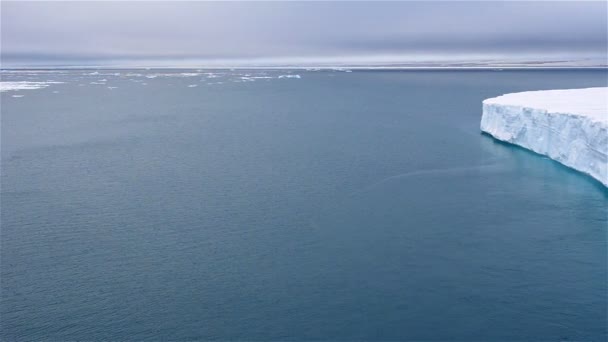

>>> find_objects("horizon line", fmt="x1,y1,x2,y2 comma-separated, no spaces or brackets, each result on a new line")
2,65,607,71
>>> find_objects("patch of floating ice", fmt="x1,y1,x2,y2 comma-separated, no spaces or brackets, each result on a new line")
143,72,203,78
108,86,118,89
237,75,276,81
278,74,301,79
0,81,64,92
12,94,24,98
187,84,198,87
82,71,121,76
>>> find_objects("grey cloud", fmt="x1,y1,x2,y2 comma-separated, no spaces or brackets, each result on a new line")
1,1,606,66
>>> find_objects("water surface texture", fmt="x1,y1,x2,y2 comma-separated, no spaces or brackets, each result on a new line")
2,69,607,340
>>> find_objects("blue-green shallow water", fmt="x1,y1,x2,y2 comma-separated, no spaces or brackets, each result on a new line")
1,69,607,340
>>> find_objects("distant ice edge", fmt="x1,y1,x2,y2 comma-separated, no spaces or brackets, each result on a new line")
480,90,608,187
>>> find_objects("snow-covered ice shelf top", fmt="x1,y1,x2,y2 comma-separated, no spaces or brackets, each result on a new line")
484,87,607,124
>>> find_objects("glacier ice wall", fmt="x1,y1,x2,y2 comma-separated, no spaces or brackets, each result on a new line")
481,88,607,187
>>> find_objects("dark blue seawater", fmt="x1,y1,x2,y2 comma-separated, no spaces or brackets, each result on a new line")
1,69,607,341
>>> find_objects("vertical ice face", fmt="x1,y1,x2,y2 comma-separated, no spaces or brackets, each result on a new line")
481,87,608,187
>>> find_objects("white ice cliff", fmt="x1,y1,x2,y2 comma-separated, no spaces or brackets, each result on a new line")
481,87,608,187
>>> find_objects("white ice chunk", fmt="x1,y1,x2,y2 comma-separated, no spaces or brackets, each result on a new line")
481,87,608,186
0,81,64,92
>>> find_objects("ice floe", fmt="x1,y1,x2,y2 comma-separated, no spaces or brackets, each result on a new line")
481,87,608,186
0,81,64,92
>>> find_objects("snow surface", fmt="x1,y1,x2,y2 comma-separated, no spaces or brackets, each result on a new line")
481,87,608,186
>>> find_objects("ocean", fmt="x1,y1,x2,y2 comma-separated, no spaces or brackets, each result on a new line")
1,69,607,340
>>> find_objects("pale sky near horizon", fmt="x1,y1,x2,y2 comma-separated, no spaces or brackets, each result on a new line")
1,1,607,67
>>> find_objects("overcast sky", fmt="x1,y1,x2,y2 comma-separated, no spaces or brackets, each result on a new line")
1,1,607,67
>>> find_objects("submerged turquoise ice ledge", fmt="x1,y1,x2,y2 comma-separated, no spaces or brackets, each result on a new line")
481,87,608,187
